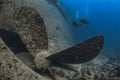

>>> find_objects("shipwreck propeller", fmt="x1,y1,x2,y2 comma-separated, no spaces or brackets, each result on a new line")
0,6,104,80
0,28,104,80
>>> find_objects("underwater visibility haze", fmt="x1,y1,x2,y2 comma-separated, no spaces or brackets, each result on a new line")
58,0,120,61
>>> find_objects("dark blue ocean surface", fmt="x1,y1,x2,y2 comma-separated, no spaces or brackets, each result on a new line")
59,0,120,60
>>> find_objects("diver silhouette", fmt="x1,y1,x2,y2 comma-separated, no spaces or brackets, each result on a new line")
73,17,89,28
80,17,89,25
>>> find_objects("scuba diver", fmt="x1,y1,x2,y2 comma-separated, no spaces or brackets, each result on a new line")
72,17,89,28
80,17,89,25
72,21,82,27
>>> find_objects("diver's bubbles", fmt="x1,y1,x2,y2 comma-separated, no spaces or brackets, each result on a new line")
75,10,80,21
84,3,90,17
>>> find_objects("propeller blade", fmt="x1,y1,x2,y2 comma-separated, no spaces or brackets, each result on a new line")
0,29,34,68
47,35,104,64
0,29,29,54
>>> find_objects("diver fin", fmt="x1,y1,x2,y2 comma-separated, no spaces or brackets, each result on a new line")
47,35,104,64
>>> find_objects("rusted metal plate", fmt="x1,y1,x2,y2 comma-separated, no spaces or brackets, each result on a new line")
47,35,104,64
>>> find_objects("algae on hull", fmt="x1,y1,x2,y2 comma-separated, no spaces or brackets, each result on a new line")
13,7,48,55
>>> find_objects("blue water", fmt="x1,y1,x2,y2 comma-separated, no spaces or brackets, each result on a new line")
59,0,120,60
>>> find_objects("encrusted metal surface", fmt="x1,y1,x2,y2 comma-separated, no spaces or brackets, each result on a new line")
47,35,104,64
13,7,48,55
0,28,105,80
